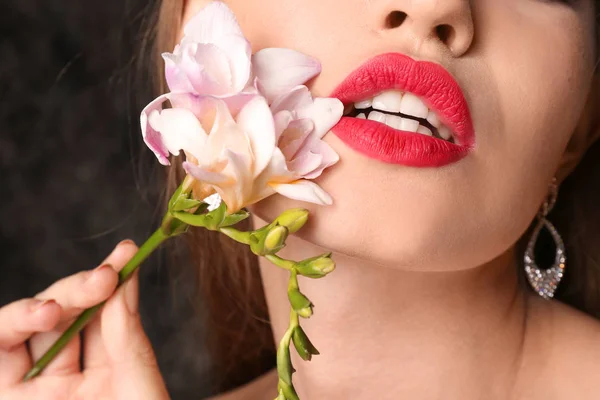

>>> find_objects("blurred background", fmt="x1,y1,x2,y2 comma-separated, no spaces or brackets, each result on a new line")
0,0,215,398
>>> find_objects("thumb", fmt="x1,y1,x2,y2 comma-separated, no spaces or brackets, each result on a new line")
102,269,170,399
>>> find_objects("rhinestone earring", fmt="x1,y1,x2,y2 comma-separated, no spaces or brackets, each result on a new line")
524,178,566,300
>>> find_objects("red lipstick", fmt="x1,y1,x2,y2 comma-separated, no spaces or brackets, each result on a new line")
330,53,475,167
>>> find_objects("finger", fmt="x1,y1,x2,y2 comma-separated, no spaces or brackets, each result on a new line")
99,270,169,398
83,240,138,369
28,265,118,376
1,375,73,400
0,299,61,351
35,264,119,322
0,299,61,389
28,240,136,377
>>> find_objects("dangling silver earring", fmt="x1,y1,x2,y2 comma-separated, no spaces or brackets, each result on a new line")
524,178,566,300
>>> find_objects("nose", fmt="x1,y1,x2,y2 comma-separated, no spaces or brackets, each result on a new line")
382,0,474,57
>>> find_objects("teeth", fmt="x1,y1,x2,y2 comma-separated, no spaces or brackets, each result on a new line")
372,91,403,113
368,111,386,123
439,126,452,141
400,93,428,119
417,125,433,136
385,115,402,130
354,99,372,109
400,118,419,132
352,90,455,142
426,111,440,129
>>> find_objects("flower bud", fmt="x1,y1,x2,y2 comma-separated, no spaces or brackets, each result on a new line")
264,225,289,254
274,208,309,233
288,288,313,318
292,326,320,361
295,253,335,279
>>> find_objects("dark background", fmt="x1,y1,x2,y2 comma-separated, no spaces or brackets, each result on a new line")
0,0,214,398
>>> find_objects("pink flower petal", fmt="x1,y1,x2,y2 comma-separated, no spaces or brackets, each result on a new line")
183,161,231,185
270,85,313,115
278,118,313,160
222,149,252,212
297,139,340,179
287,151,323,177
253,49,321,103
184,1,244,43
274,110,294,140
218,34,252,92
296,97,344,139
236,96,276,178
202,99,253,160
271,180,333,205
163,53,194,93
140,94,171,165
181,43,233,96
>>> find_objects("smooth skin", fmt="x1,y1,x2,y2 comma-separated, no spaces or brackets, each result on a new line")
0,241,169,400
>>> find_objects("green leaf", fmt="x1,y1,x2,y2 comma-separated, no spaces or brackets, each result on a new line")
292,326,320,361
168,183,184,210
172,198,202,212
171,212,209,228
220,210,250,227
207,201,227,230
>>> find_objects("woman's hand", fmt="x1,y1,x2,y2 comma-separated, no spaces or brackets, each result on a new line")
0,240,170,400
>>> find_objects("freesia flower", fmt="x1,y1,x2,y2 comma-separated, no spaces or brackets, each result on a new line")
162,1,252,97
141,1,343,213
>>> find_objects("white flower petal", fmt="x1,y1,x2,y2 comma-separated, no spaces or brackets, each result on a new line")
271,180,333,205
182,43,233,96
151,108,207,161
236,96,276,178
184,1,244,43
270,85,313,115
140,94,171,165
297,139,340,179
222,149,253,212
296,97,344,139
217,34,252,92
183,161,231,185
288,151,323,177
162,53,194,93
253,49,321,103
278,119,313,160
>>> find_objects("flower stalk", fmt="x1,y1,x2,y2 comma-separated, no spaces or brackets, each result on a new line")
23,227,171,381
23,178,197,381
23,180,334,399
222,212,335,400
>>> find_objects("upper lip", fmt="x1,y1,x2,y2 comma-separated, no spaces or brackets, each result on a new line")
329,53,475,147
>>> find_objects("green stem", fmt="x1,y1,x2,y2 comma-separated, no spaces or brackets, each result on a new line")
23,227,170,381
265,254,295,271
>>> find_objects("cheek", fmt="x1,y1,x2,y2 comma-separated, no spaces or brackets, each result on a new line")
238,1,596,272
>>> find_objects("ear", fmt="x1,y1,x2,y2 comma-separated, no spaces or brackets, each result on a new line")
556,74,600,184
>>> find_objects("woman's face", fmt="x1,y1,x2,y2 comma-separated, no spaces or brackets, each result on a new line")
183,0,597,271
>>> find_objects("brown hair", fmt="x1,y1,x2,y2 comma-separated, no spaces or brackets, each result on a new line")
149,0,600,393
153,1,275,393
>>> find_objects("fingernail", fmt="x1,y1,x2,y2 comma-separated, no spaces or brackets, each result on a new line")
124,273,139,316
118,239,136,247
87,264,112,283
31,299,56,312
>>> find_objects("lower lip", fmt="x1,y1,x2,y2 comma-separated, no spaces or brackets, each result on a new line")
332,117,471,167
